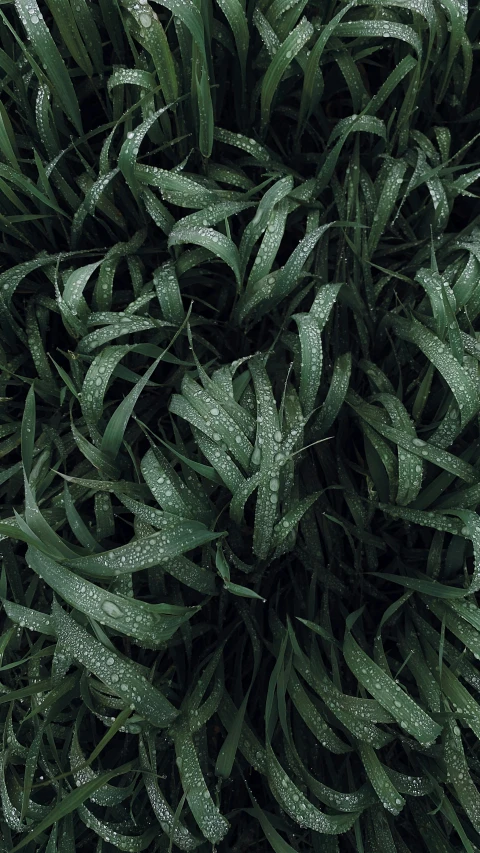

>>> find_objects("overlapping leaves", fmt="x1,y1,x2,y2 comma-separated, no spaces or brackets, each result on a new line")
0,0,480,850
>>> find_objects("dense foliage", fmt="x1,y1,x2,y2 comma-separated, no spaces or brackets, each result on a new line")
1,0,480,850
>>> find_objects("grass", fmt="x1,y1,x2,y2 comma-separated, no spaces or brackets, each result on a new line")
0,0,480,850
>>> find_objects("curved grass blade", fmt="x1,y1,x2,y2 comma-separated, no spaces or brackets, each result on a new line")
21,385,36,479
344,621,442,746
10,760,137,853
172,728,229,843
260,18,313,133
168,225,241,288
13,0,82,133
139,735,200,851
52,600,178,727
266,745,358,834
391,316,479,427
26,547,199,648
65,524,221,578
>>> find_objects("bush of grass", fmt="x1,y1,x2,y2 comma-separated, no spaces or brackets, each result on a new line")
0,0,480,850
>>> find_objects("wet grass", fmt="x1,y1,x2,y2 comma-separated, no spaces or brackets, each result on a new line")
1,0,480,851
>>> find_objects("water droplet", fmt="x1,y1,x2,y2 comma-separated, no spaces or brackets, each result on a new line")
102,601,124,618
251,445,261,465
139,12,152,26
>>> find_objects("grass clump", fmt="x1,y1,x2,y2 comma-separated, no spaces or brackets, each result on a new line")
0,0,480,850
